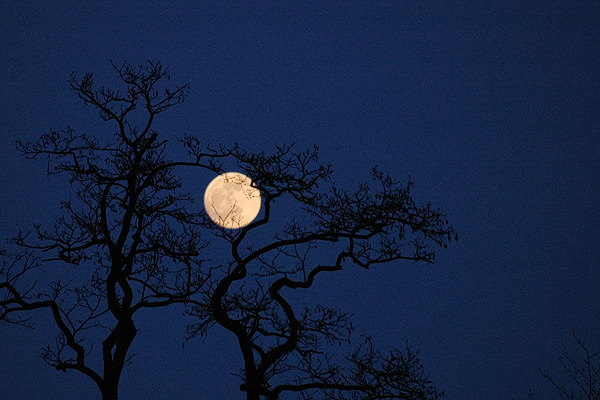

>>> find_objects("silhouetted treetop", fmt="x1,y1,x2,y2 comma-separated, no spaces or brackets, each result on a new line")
2,60,455,400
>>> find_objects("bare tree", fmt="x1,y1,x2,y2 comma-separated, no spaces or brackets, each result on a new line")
182,141,456,399
1,61,207,400
1,61,456,400
542,331,600,400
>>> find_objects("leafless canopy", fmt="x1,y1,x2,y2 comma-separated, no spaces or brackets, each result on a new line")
1,61,204,400
1,61,456,400
179,120,455,400
542,331,600,400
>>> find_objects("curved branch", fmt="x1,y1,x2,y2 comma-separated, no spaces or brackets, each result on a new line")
1,281,103,387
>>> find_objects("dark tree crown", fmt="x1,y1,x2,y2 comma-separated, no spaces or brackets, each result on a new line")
1,61,456,400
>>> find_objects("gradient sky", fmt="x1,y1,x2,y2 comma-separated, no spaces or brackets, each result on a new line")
1,2,599,399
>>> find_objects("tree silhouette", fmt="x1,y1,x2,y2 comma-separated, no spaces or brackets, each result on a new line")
1,61,456,400
541,331,600,400
1,61,203,400
183,141,455,400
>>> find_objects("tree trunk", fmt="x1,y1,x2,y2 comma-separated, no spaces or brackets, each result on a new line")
246,391,261,400
99,318,137,400
101,384,119,400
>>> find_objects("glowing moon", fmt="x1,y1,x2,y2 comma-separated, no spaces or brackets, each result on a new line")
203,172,261,229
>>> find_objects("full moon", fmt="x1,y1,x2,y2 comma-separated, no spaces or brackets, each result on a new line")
203,172,261,229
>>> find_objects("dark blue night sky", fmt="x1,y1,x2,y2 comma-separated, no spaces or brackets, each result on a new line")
1,2,599,399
